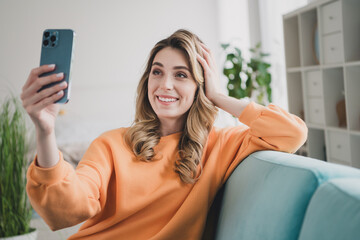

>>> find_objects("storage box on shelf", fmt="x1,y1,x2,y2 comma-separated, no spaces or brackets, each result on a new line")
283,0,360,168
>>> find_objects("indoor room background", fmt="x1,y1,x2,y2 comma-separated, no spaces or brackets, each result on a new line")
5,1,346,239
0,0,306,154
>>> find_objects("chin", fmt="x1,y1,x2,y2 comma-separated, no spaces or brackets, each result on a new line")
156,111,186,121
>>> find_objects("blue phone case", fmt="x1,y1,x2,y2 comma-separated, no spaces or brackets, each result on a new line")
39,29,75,104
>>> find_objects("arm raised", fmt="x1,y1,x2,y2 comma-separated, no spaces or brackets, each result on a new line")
196,43,250,117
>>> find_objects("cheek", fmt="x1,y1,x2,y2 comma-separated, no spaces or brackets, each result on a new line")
147,78,155,96
181,83,197,103
147,79,156,108
188,83,198,99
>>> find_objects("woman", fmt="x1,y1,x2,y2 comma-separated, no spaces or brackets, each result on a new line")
22,29,307,239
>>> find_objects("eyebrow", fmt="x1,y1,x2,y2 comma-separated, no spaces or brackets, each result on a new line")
152,62,190,72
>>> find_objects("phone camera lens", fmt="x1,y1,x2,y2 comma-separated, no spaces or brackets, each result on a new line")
50,36,56,42
43,40,49,46
44,32,50,38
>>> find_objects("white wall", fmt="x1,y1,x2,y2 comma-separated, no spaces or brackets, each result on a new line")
257,0,307,110
0,0,220,144
216,0,250,90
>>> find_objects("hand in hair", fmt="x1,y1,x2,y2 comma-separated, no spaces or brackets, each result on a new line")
197,43,250,117
196,42,221,104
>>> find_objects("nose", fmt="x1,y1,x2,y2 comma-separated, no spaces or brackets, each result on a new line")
160,74,174,90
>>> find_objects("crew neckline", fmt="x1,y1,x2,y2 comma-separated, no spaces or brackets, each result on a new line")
160,131,182,139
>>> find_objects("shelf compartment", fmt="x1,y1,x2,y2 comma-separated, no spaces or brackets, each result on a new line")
323,67,346,128
322,33,344,64
300,9,319,66
345,66,360,131
321,0,342,35
287,72,304,120
350,134,360,168
284,16,301,68
304,70,323,97
307,128,326,161
326,129,351,165
307,98,325,125
343,0,360,62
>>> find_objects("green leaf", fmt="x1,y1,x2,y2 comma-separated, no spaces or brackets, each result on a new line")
245,76,252,97
233,62,242,73
234,47,242,57
245,76,252,88
223,68,236,78
267,86,272,102
226,53,236,61
221,43,230,50
256,75,265,86
257,92,265,105
258,62,268,74
262,62,271,69
248,59,260,71
234,86,246,99
0,97,32,237
264,73,271,85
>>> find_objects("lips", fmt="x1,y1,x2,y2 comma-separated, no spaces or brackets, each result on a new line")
157,95,179,103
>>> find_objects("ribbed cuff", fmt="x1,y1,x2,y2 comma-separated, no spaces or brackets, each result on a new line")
29,151,68,185
238,101,266,126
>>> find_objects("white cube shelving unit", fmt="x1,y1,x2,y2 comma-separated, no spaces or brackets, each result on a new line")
283,0,360,168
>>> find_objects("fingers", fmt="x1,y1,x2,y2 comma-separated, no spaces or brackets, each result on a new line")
21,66,66,115
196,53,211,73
196,46,220,103
22,72,64,100
28,90,64,114
199,42,211,56
23,64,55,90
198,42,216,69
24,80,67,107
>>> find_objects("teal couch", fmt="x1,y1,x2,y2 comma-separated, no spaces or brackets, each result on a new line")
202,151,360,240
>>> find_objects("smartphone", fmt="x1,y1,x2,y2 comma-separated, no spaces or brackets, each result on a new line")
39,29,75,104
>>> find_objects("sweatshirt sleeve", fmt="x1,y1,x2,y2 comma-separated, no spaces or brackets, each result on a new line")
219,102,307,182
26,137,113,231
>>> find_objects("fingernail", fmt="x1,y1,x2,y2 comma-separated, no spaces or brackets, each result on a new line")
48,64,55,68
57,90,63,95
60,81,67,87
56,72,64,78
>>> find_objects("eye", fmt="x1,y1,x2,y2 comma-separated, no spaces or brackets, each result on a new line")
176,72,187,78
152,69,161,75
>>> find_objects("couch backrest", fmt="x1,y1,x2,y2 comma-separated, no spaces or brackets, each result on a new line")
298,178,360,240
207,151,360,240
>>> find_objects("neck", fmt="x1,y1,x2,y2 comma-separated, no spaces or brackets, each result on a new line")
159,117,185,136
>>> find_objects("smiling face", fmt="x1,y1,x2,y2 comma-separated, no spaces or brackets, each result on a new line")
148,47,198,129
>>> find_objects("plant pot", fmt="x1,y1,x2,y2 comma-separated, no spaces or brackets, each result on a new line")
0,229,37,240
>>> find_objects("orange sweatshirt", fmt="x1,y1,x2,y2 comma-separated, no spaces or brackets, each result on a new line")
26,102,307,240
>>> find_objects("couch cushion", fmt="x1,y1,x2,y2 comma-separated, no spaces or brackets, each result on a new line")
214,151,360,240
298,178,360,240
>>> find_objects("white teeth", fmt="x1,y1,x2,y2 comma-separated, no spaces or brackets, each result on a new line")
158,97,177,102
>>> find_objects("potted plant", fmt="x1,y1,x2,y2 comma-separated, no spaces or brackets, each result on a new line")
221,42,272,105
0,97,37,240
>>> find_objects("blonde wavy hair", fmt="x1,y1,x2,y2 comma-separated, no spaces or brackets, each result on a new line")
125,29,218,184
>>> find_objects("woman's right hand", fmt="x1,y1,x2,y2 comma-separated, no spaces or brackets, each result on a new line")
21,64,67,135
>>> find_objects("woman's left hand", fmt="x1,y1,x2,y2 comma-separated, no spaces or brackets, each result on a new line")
196,43,220,105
